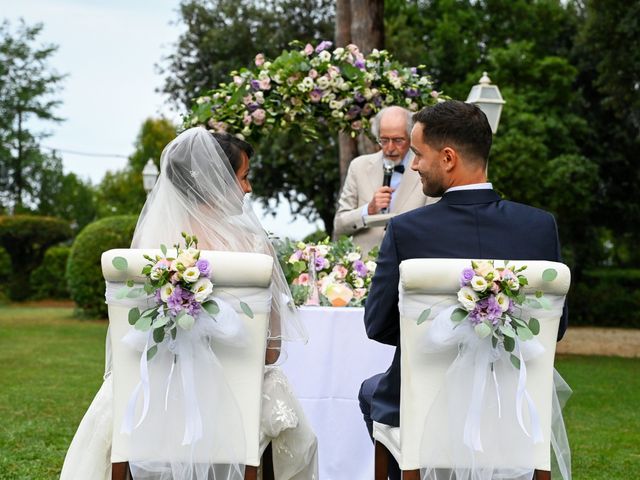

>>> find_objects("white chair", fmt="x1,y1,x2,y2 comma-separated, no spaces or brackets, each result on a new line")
102,249,275,480
373,258,571,480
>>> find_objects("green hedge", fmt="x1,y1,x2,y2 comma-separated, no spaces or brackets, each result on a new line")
67,215,138,317
0,247,11,303
569,268,640,328
0,215,72,300
30,246,71,299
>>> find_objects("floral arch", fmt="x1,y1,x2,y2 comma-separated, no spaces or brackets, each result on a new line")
185,41,442,142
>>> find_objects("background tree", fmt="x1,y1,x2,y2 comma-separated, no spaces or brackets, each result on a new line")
95,117,176,218
0,19,65,213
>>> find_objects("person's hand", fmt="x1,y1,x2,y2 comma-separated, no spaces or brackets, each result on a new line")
367,186,394,215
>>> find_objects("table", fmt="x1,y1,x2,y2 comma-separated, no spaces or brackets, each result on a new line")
281,307,395,480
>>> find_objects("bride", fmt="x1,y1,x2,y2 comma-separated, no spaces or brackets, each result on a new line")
60,127,318,480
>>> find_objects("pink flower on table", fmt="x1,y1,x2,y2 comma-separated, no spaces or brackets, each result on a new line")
303,43,314,56
327,66,341,78
251,108,266,126
332,264,348,280
354,288,367,300
255,53,265,67
292,273,310,286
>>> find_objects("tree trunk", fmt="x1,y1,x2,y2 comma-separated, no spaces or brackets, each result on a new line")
15,110,23,213
350,0,384,55
335,0,352,47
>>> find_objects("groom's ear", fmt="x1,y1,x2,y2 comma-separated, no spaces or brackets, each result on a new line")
441,146,457,172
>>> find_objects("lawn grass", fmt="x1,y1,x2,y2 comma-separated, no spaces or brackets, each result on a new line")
0,304,639,479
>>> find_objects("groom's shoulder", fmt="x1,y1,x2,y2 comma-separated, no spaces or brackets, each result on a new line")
501,198,556,220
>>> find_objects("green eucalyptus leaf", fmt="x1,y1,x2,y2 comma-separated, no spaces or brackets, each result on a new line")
160,244,168,256
128,307,140,325
240,301,254,319
491,335,498,349
112,256,128,272
153,327,165,343
170,327,177,340
203,300,220,316
450,308,469,323
528,317,540,335
146,344,158,361
417,308,431,325
177,314,195,330
144,282,156,294
503,335,515,352
499,324,516,338
153,314,169,328
518,325,534,341
135,316,152,332
510,354,521,369
542,268,558,282
474,322,492,338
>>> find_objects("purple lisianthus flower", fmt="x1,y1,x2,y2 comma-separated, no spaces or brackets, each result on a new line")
196,259,211,277
309,88,324,103
315,40,333,53
167,285,184,315
405,88,420,98
315,255,329,271
373,95,383,107
355,59,366,69
185,297,202,316
353,92,365,104
353,260,368,278
154,289,163,304
250,79,261,90
460,267,475,286
486,295,503,325
410,67,417,74
346,105,362,119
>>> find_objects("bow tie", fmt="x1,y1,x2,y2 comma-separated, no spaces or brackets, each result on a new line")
394,164,405,174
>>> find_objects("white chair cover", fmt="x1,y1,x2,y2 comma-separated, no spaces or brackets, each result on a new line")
102,249,273,477
374,258,572,480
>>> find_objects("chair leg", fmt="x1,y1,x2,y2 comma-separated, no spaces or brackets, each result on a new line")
402,470,420,480
244,465,258,480
111,462,132,480
263,442,275,480
534,470,551,480
374,440,390,480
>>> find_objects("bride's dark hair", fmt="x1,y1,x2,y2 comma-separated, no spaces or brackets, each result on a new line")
211,132,254,173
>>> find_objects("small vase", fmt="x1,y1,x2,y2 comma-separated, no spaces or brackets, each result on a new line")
304,247,320,306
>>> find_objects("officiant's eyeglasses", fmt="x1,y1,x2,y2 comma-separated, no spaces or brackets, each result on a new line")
377,137,407,147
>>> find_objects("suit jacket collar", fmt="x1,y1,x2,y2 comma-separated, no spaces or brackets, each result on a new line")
440,189,501,205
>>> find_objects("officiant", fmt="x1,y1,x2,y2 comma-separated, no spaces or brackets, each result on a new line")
333,106,437,255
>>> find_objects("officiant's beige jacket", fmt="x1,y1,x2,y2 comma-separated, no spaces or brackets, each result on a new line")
333,151,437,255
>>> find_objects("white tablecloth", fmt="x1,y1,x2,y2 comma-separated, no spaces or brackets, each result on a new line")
281,307,395,480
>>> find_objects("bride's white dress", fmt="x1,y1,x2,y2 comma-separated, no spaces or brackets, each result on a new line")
60,366,318,480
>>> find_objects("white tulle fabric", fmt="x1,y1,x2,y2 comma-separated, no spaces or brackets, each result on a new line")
400,295,571,480
131,127,306,348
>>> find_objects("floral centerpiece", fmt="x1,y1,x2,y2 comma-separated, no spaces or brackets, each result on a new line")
186,40,442,141
277,236,377,307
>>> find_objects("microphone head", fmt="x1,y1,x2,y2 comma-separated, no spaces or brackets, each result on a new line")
383,157,395,174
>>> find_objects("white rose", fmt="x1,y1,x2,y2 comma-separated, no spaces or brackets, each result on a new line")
507,276,520,291
496,292,510,312
182,266,201,283
474,261,493,277
470,276,488,292
365,261,377,273
192,278,213,303
319,50,331,62
160,283,175,302
150,265,163,281
354,277,365,288
176,252,195,268
347,252,361,262
457,286,479,311
316,245,330,257
333,47,345,58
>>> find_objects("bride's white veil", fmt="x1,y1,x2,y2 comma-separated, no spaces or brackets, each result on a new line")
131,126,307,348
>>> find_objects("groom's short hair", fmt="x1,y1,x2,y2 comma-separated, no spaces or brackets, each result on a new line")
413,101,492,166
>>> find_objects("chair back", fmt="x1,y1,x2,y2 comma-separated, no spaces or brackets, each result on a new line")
397,258,570,470
102,249,274,467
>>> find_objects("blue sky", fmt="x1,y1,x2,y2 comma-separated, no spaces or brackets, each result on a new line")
2,0,322,238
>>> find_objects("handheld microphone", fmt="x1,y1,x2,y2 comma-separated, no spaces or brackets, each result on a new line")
381,158,394,214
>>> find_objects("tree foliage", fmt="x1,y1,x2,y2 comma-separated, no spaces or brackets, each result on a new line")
0,19,65,212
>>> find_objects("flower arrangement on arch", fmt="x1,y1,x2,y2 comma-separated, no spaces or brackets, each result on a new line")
186,40,442,141
277,236,378,307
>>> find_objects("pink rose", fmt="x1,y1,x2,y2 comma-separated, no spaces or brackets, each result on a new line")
254,53,265,67
309,90,323,103
351,120,363,130
332,265,348,280
303,43,314,56
242,114,252,126
354,288,367,299
242,95,253,106
292,273,310,286
233,75,243,86
430,90,439,99
258,77,271,90
251,108,266,125
308,69,318,79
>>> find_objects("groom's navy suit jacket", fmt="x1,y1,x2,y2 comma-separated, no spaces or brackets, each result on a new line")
364,188,568,427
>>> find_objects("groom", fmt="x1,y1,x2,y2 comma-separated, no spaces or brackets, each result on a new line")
359,100,568,479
